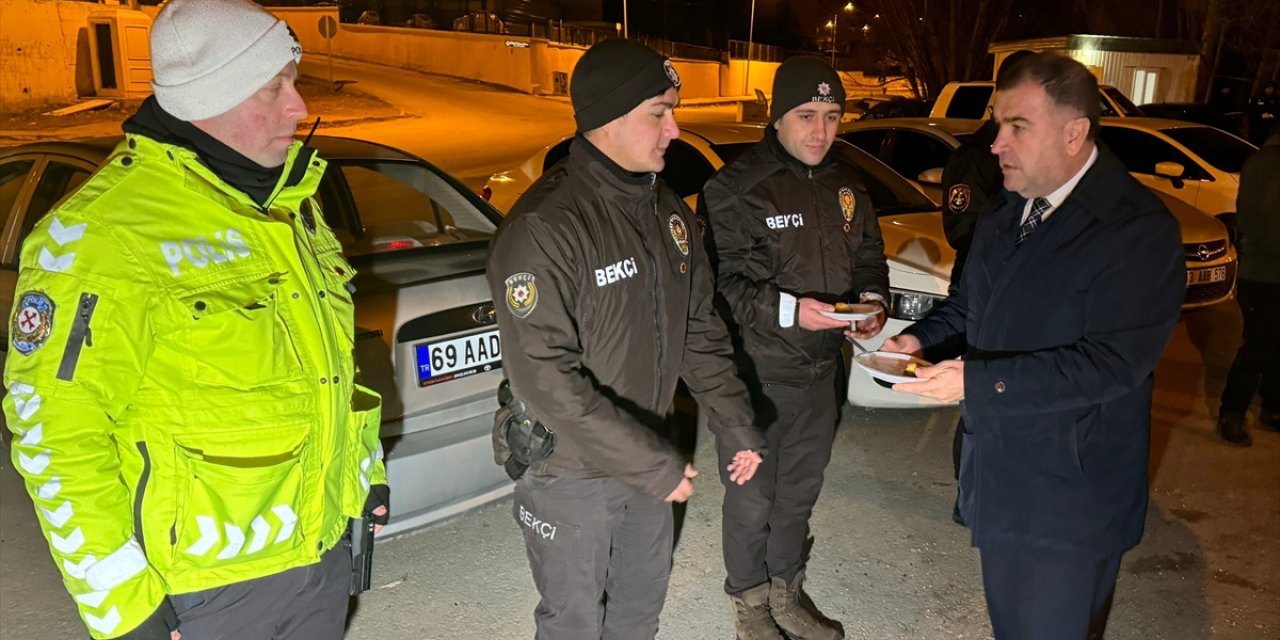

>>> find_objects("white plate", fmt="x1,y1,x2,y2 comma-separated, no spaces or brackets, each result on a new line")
820,303,880,322
820,310,872,322
853,351,932,385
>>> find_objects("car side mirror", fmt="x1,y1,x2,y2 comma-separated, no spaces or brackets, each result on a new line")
1155,161,1185,179
917,167,944,185
1155,161,1186,189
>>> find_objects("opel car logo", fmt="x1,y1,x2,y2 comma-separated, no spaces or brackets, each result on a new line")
473,303,497,325
1196,244,1210,261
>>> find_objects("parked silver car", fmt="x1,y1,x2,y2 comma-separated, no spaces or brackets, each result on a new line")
0,136,511,537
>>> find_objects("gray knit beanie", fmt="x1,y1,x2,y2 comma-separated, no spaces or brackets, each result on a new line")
150,0,302,121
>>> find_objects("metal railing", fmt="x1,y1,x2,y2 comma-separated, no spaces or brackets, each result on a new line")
729,39,782,63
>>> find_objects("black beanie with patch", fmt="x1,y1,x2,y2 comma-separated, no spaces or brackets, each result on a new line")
770,56,845,124
571,39,682,133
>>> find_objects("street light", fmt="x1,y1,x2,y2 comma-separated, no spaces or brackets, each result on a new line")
744,0,757,96
828,3,855,67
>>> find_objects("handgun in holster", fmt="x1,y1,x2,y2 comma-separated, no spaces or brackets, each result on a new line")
349,514,375,595
492,379,555,481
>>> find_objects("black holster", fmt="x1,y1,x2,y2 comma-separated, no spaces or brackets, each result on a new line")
492,379,555,481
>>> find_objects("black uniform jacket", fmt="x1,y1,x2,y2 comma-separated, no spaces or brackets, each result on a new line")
699,130,890,386
940,119,1005,290
487,137,763,499
905,148,1184,558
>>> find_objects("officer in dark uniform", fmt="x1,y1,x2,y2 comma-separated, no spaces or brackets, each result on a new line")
486,39,766,640
936,50,1033,525
700,56,890,640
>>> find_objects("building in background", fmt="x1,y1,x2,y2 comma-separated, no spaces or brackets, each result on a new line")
990,35,1200,104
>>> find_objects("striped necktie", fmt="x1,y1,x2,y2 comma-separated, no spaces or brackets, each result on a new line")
1016,197,1051,246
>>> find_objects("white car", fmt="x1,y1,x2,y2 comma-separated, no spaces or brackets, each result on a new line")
1095,117,1257,234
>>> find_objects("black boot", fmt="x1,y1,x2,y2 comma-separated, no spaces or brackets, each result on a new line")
1217,413,1252,447
951,490,966,527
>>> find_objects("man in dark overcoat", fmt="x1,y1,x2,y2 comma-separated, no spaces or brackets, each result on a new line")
883,53,1185,640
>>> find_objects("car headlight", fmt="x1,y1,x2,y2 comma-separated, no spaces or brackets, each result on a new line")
889,287,946,321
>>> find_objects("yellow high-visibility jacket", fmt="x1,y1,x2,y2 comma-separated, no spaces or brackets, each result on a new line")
3,134,385,638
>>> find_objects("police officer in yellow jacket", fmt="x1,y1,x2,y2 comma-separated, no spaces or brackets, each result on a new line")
2,1,386,638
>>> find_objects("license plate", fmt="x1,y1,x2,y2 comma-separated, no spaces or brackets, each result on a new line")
414,329,502,387
1186,266,1227,285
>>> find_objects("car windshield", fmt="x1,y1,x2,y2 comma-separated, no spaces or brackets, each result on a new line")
1103,87,1144,117
1159,127,1255,173
321,159,498,258
831,142,938,216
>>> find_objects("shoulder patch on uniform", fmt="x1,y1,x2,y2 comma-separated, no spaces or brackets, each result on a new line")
838,187,856,222
12,291,56,356
947,184,971,213
668,214,690,256
505,273,538,319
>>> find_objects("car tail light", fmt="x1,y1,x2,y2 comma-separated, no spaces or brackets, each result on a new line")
480,185,492,202
384,240,415,251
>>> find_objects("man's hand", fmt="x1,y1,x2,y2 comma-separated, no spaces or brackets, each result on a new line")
665,463,698,503
798,298,851,331
893,359,965,403
880,333,923,356
726,450,763,485
846,302,886,340
364,484,390,535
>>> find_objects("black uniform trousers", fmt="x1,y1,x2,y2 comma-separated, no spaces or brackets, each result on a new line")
718,367,840,595
980,545,1122,640
170,537,352,640
1219,279,1280,417
514,472,674,640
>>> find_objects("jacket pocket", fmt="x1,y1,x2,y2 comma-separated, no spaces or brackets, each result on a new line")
169,425,309,570
343,383,384,515
178,273,304,390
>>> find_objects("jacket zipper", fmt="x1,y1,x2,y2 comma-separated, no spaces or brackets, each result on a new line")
648,175,664,409
56,293,98,381
134,442,151,553
809,170,828,381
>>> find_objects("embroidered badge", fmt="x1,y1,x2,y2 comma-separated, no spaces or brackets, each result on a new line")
505,273,538,319
838,187,856,222
663,60,682,89
300,199,318,235
669,214,690,256
815,82,836,103
947,184,971,214
12,291,55,356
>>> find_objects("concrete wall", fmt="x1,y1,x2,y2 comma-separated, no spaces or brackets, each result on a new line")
723,60,780,98
271,7,725,100
1,0,95,111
